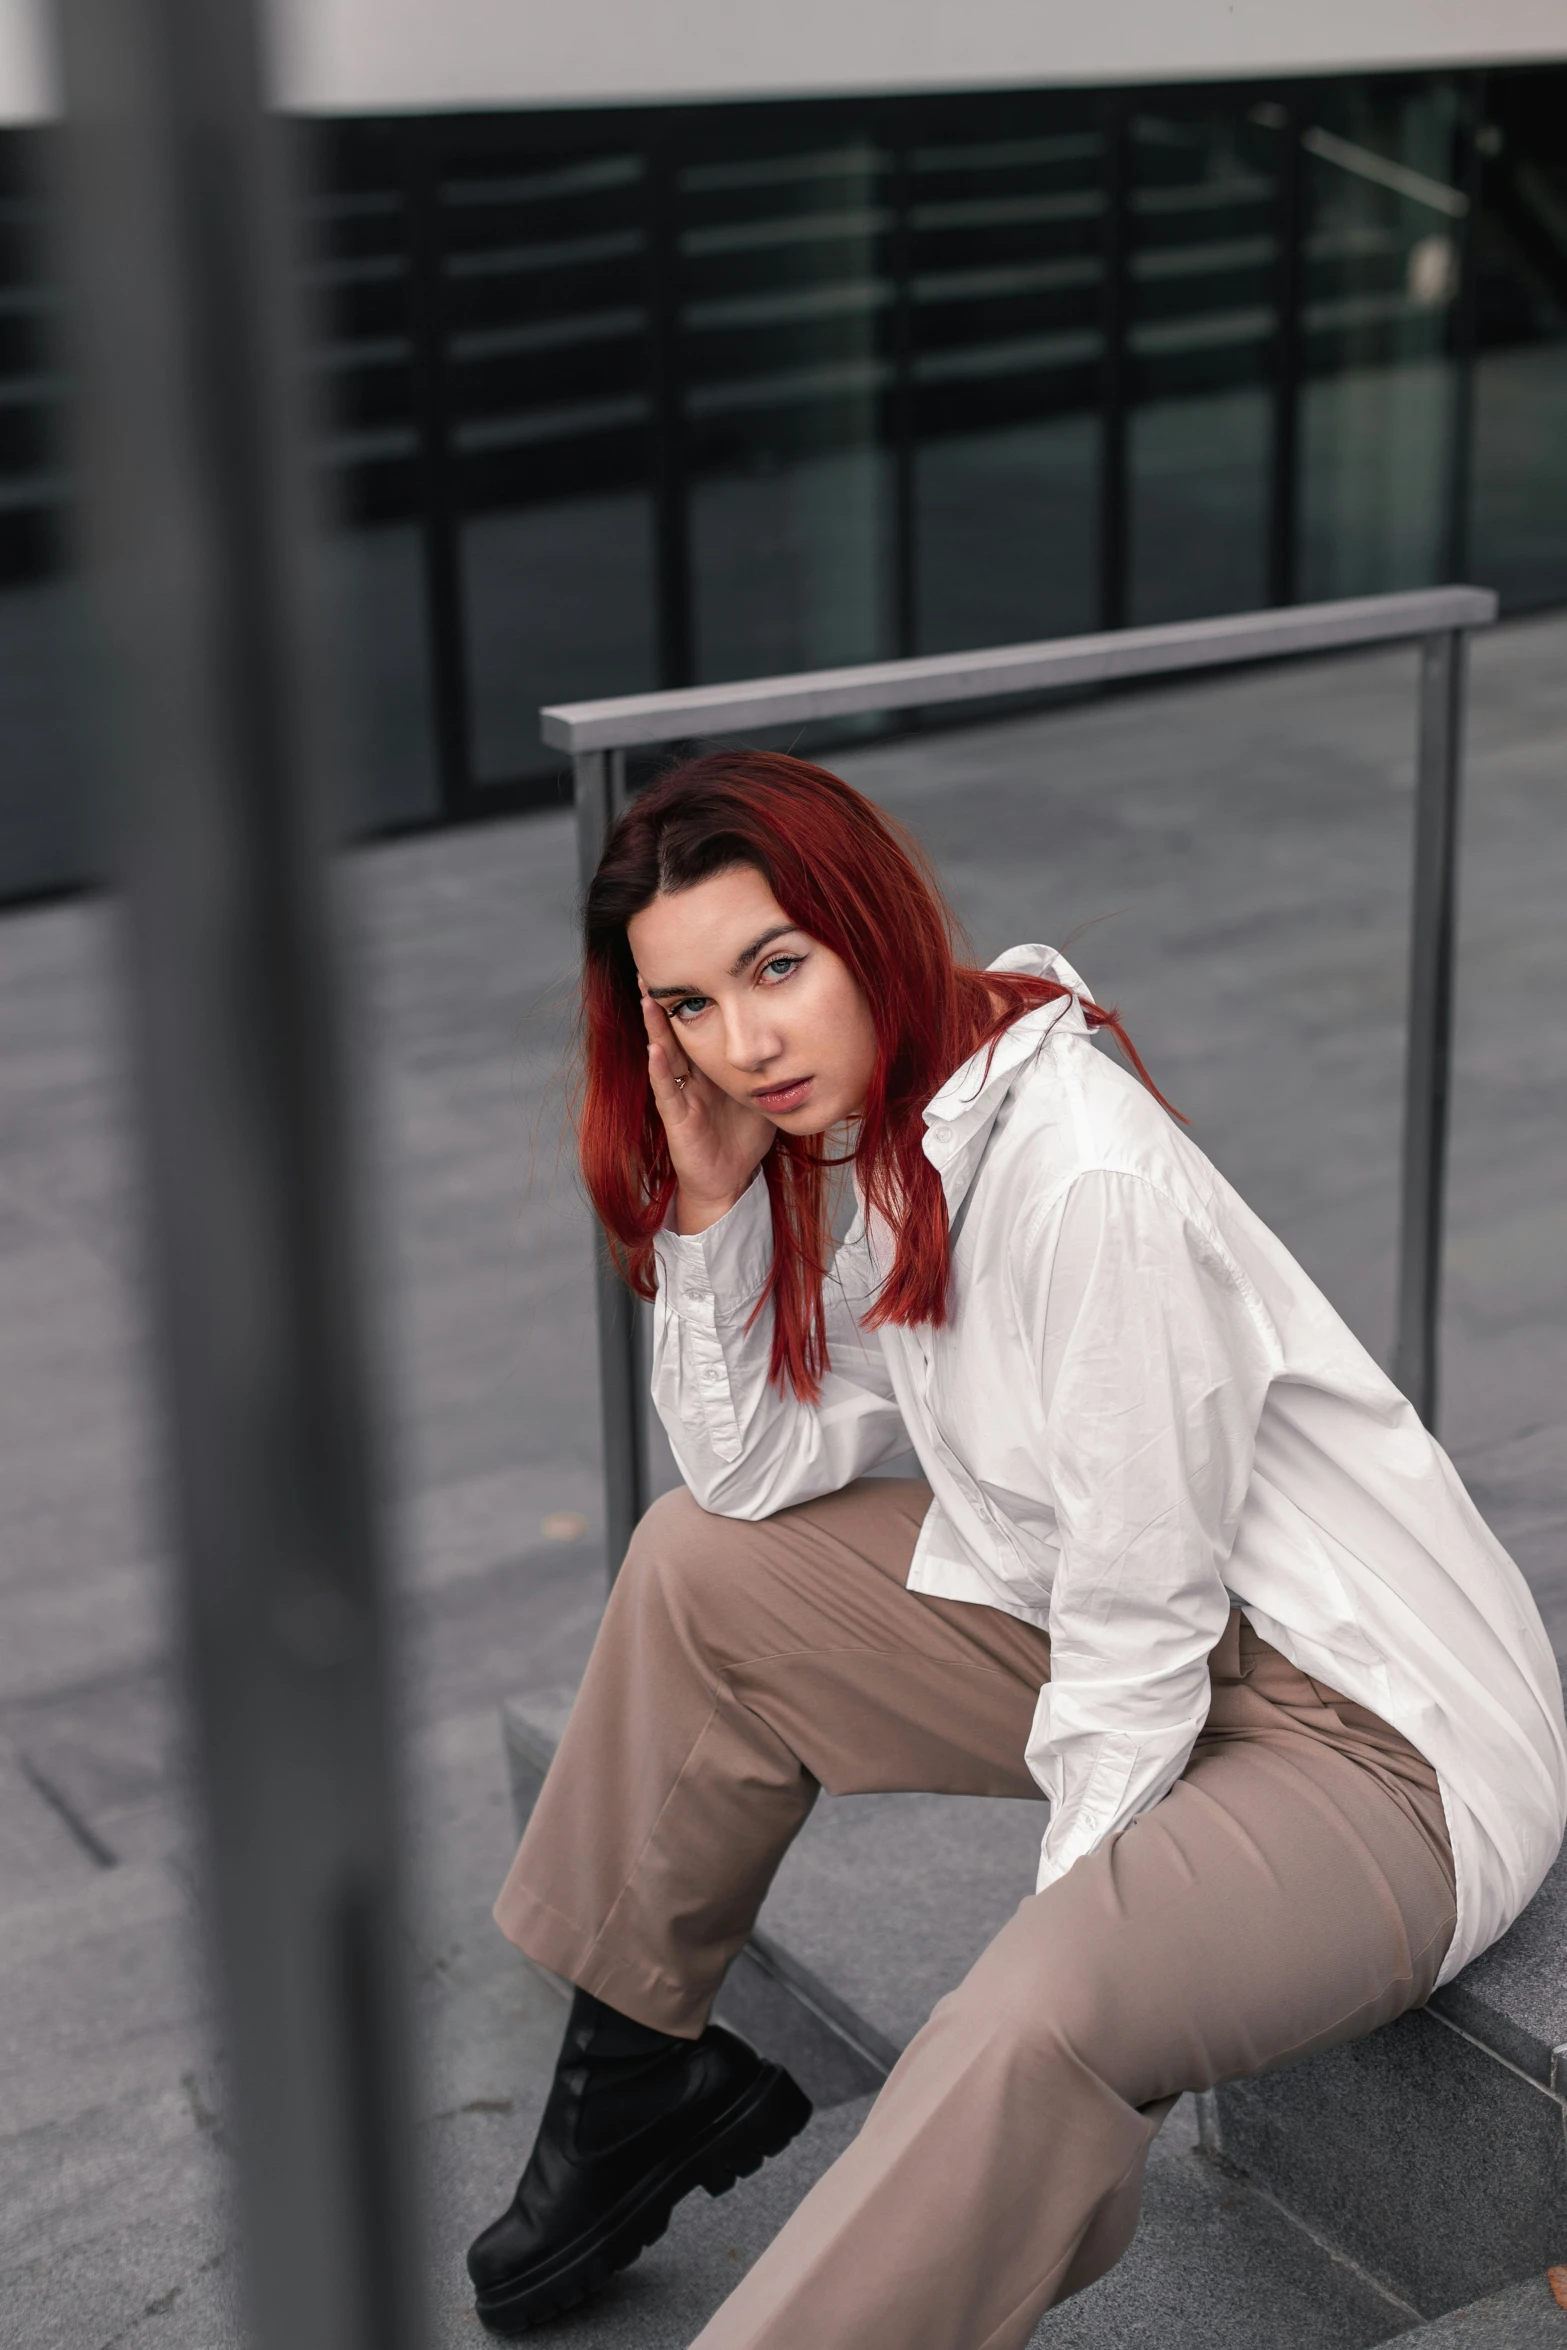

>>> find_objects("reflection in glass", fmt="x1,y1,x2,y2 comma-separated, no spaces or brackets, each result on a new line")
1126,104,1280,624
329,525,440,831
0,579,96,897
443,146,660,781
1296,78,1464,600
463,496,657,778
683,139,896,682
917,418,1098,651
912,121,1103,650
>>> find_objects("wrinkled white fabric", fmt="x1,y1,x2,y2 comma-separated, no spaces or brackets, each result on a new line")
651,945,1567,1983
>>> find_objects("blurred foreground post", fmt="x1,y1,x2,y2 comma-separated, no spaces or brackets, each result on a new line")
51,4,428,2348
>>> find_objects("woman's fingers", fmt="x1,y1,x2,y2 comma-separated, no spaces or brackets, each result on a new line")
641,992,698,1119
646,1032,694,1121
640,988,686,1071
635,984,773,1208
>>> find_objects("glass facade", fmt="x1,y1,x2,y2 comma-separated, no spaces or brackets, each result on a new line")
0,66,1562,894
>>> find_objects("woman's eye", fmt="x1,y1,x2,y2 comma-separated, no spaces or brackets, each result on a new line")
670,996,709,1023
759,955,803,984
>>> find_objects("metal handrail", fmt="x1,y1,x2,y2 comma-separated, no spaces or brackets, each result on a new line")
545,585,1498,1576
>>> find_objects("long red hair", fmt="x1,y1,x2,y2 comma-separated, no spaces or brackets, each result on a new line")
579,751,1174,1402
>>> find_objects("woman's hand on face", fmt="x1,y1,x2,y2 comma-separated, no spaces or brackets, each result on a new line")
640,989,775,1234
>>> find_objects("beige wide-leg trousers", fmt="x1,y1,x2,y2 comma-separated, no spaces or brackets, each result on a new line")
495,1478,1456,2350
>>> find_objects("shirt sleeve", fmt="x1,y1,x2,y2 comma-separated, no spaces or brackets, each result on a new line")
650,1172,911,1518
1020,1168,1280,1891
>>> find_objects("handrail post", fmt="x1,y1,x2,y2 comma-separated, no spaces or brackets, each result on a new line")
575,749,647,1578
1394,629,1469,1429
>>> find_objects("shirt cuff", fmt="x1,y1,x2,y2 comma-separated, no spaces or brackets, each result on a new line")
653,1170,773,1324
1030,1733,1140,1890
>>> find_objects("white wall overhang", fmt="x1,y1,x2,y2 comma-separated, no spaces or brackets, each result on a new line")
2,0,1563,125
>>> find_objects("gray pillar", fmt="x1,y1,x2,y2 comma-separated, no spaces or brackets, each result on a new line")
1393,629,1468,1430
51,3,427,2346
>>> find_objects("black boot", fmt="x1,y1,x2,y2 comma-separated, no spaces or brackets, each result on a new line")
467,1989,812,2333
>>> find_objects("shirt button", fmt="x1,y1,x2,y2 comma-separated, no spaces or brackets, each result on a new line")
702,1366,723,1383
688,1286,710,1303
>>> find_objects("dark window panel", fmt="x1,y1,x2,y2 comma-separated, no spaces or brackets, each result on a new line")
450,336,652,424
1468,67,1567,612
674,127,897,685
455,424,651,511
462,491,658,782
443,254,647,339
1124,98,1281,624
1295,74,1465,601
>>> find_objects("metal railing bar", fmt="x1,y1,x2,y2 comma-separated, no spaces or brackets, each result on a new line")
1393,630,1467,1428
575,749,649,1578
564,586,1495,1573
543,585,1497,752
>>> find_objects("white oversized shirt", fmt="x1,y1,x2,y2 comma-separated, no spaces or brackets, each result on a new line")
650,945,1567,1984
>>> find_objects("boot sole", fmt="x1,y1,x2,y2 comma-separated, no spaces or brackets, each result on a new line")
473,2061,813,2334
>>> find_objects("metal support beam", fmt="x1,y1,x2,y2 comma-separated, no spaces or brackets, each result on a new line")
575,749,648,1577
51,4,426,2348
1394,630,1468,1430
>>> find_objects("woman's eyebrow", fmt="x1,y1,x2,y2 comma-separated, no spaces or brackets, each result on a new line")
729,923,800,977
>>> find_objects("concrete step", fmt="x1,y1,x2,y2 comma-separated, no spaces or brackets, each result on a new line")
1387,2276,1567,2347
1211,1843,1567,2317
503,1689,1526,2344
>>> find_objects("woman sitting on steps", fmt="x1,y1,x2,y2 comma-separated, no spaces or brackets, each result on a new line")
466,750,1567,2348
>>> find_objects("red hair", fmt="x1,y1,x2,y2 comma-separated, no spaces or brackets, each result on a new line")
579,751,1175,1403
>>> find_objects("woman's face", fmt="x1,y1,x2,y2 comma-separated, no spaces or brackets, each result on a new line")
627,863,877,1136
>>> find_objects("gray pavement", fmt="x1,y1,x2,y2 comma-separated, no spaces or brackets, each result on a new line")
0,611,1563,2345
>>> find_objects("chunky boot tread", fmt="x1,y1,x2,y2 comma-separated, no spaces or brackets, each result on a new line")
475,2061,811,2334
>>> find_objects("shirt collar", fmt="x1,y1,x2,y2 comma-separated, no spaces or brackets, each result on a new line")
920,944,1095,1215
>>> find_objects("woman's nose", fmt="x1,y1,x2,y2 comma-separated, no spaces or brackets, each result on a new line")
723,1003,781,1070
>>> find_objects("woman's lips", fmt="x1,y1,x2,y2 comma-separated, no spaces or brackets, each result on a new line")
752,1075,814,1113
